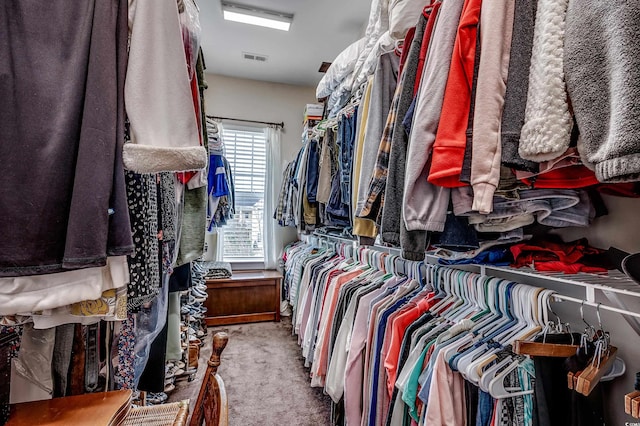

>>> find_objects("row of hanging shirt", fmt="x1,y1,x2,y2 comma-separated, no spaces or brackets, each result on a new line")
283,238,618,426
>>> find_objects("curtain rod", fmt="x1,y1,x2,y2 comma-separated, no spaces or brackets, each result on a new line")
207,115,284,129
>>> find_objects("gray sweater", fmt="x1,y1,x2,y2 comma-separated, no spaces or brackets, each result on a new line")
565,0,640,182
381,13,427,251
500,0,538,173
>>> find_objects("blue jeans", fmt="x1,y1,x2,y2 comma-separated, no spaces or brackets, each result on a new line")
453,187,594,232
306,139,320,203
337,108,358,206
326,172,350,227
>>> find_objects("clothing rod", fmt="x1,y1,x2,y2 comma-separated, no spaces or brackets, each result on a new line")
299,236,640,322
207,115,284,129
552,294,640,320
311,232,356,243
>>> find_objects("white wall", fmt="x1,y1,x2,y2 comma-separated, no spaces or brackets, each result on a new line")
554,195,640,424
203,73,317,254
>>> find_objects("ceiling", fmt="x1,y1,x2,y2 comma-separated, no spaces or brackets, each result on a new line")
198,0,372,87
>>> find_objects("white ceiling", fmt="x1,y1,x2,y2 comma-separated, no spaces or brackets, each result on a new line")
198,0,372,87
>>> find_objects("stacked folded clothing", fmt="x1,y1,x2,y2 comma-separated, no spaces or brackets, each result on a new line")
202,261,233,279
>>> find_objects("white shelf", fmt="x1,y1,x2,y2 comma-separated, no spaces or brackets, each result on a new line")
304,233,640,324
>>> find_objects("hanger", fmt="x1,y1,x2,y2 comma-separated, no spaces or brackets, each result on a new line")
478,287,544,394
488,357,535,399
567,300,601,389
514,290,579,357
463,284,525,384
479,356,513,393
574,304,619,396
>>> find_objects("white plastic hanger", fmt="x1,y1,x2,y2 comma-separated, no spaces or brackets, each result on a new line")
488,358,534,399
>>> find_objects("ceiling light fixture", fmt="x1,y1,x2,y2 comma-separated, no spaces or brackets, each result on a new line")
221,1,293,32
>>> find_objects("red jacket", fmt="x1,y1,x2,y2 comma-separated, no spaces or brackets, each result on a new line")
427,0,482,187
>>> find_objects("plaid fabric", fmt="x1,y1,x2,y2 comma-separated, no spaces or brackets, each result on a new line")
357,74,404,220
274,161,296,226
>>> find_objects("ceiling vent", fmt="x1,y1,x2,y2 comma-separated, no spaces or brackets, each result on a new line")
243,52,268,62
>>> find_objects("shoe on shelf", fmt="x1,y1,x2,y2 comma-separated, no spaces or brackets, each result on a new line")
191,287,206,296
164,383,176,393
146,392,168,405
168,366,185,377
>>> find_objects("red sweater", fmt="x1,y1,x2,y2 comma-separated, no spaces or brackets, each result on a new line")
427,0,482,187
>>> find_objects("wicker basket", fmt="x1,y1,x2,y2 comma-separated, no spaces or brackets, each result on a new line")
121,400,190,426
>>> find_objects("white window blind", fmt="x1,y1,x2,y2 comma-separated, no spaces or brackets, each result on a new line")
221,125,266,262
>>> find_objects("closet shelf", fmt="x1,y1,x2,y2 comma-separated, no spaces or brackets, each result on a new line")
302,233,640,322
423,255,640,322
466,263,640,300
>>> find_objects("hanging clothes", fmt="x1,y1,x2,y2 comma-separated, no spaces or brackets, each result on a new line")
0,0,133,277
282,239,577,426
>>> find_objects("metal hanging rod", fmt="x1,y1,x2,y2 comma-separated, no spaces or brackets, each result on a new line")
207,115,284,129
300,235,640,324
553,294,640,320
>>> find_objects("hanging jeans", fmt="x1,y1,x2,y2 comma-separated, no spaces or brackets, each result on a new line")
132,273,169,388
306,139,320,203
326,172,351,228
338,109,358,206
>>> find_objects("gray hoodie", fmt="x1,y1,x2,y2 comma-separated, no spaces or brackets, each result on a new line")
500,0,539,173
381,13,428,251
565,0,640,182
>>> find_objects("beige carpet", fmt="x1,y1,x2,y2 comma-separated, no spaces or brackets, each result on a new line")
168,317,332,426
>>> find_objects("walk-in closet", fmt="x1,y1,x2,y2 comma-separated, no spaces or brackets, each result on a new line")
1,0,639,425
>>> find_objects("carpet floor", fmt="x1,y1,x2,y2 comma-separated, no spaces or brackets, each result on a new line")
168,317,332,426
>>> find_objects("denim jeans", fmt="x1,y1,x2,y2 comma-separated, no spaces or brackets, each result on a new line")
306,139,320,203
326,172,350,228
337,109,358,206
132,273,169,388
434,213,480,251
454,187,594,232
476,390,494,426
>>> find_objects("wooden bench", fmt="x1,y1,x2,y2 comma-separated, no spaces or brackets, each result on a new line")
205,271,282,326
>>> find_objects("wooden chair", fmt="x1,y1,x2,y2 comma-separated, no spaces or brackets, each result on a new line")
189,332,229,426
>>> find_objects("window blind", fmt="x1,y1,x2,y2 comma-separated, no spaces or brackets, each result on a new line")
221,126,267,261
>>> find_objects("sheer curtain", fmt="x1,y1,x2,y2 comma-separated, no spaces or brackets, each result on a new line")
263,126,282,270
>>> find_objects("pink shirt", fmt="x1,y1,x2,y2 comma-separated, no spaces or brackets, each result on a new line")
344,281,394,426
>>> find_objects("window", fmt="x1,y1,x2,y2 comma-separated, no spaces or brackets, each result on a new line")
221,125,267,264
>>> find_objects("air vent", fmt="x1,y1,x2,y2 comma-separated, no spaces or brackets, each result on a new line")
243,52,268,62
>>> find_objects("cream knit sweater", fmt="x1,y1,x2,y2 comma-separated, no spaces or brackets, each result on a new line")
518,0,572,163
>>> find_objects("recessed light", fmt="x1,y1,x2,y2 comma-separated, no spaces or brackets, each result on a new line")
222,2,293,32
